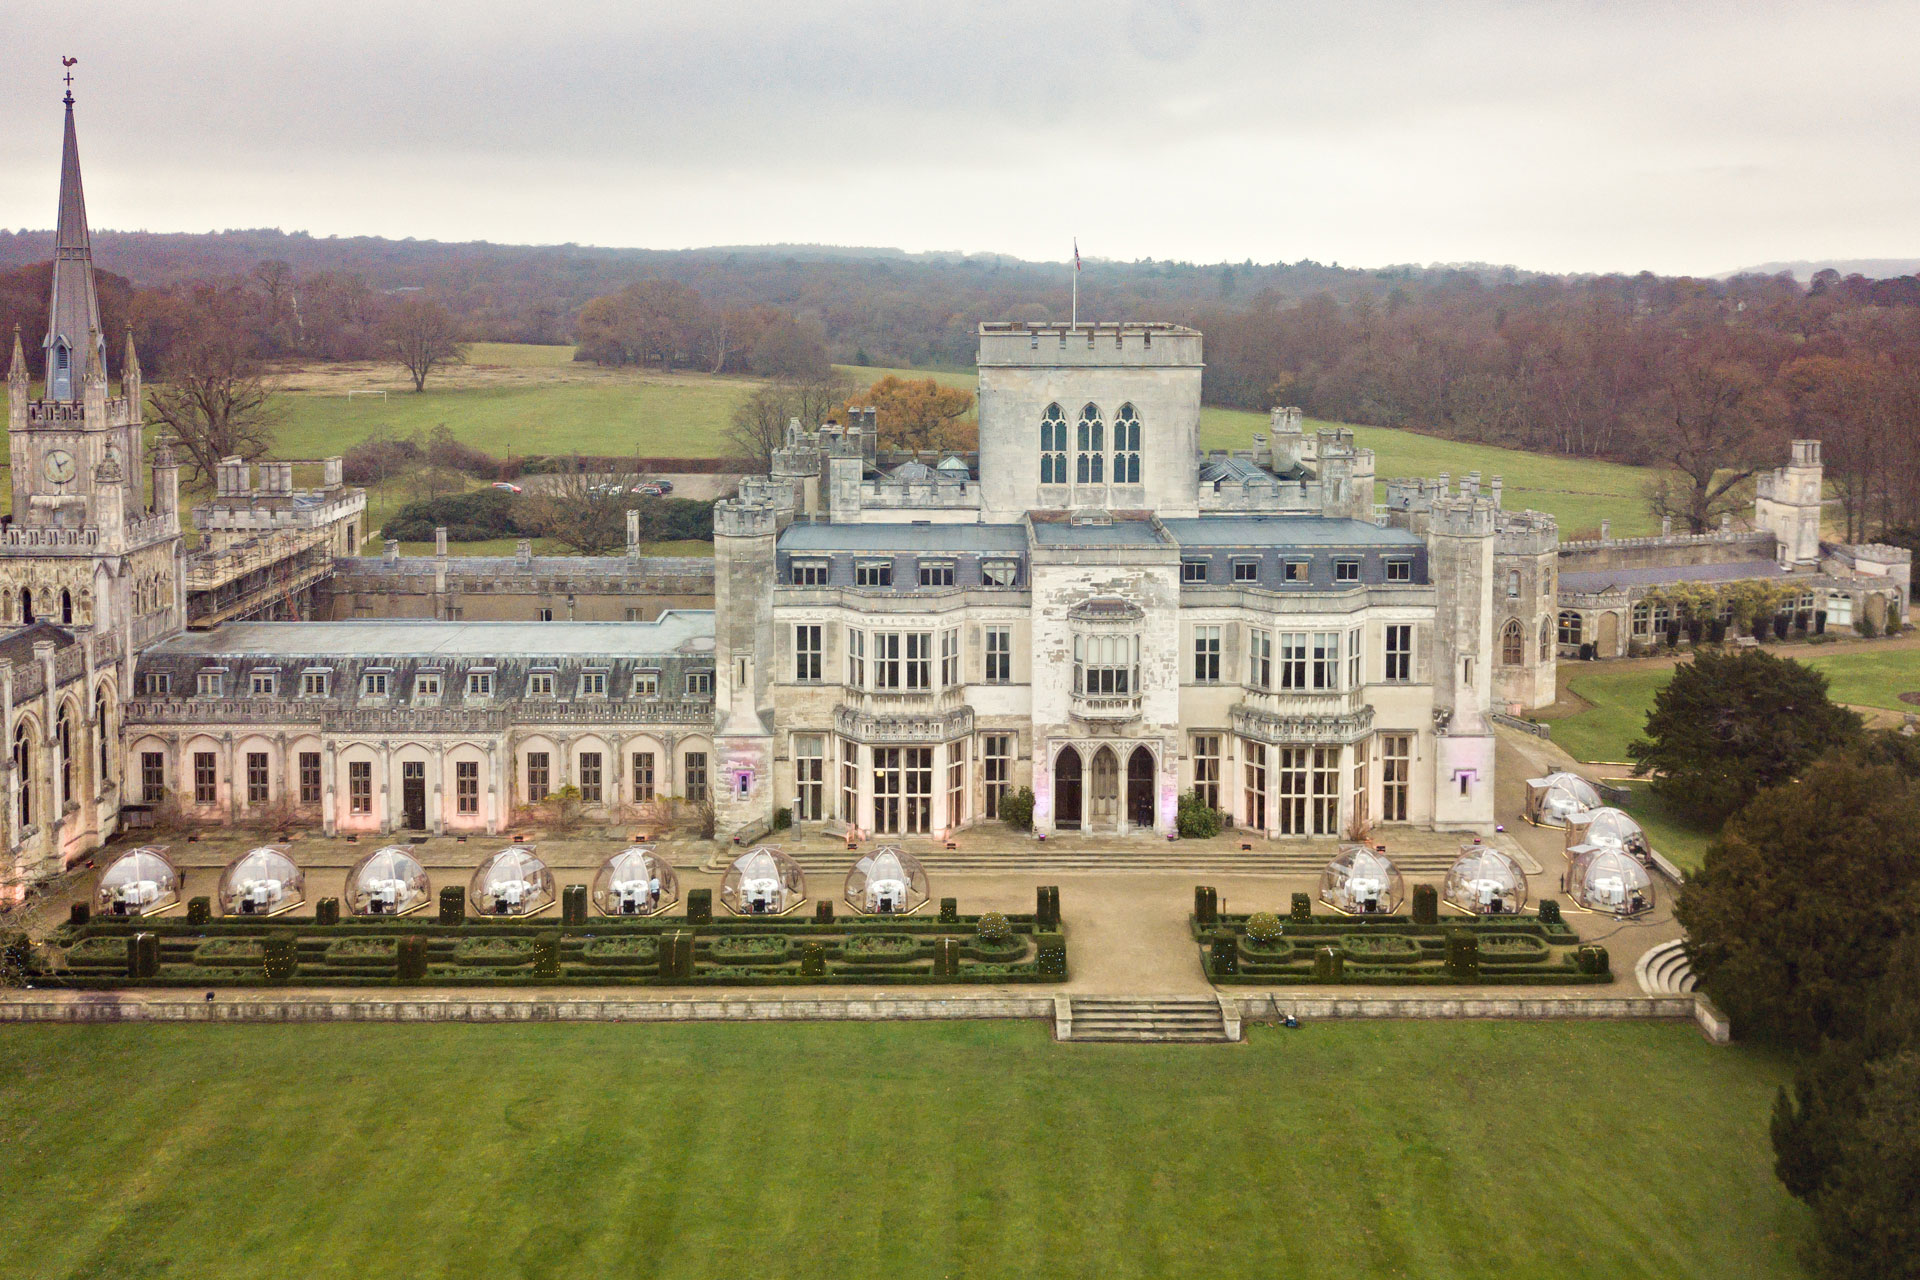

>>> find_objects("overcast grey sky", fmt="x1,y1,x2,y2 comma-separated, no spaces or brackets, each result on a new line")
1,0,1914,276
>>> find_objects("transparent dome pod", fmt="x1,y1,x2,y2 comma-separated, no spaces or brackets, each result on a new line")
345,845,433,917
843,846,930,916
592,846,678,917
1524,772,1601,826
1565,807,1652,862
1566,844,1655,917
720,846,805,916
217,846,305,917
1318,844,1405,915
96,846,182,917
469,845,556,917
1443,841,1530,916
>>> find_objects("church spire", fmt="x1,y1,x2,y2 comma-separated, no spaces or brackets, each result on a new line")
44,74,107,401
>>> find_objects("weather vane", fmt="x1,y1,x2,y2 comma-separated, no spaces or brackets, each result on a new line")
61,56,77,104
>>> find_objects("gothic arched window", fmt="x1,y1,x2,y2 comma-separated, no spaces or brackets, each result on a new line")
1039,403,1068,485
57,704,74,806
61,589,73,626
14,722,31,829
1075,403,1104,484
95,685,112,782
19,589,32,626
1557,610,1583,647
1539,616,1552,661
1112,403,1141,484
1506,570,1521,598
1501,619,1524,666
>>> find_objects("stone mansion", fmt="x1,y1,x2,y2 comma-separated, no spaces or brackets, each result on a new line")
1,92,1908,895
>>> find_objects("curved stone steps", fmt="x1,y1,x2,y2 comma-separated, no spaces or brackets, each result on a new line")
1635,939,1698,995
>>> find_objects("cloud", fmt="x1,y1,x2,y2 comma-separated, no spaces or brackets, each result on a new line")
1,0,1915,274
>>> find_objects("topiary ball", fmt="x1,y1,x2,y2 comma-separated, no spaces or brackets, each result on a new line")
976,910,1012,943
1246,911,1284,944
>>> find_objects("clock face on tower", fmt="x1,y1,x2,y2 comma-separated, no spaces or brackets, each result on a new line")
43,450,77,485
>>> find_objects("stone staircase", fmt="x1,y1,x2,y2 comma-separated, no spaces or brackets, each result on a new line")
1059,995,1236,1043
1635,939,1698,995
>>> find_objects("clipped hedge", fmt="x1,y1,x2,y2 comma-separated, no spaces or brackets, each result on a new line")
438,887,466,926
45,906,1069,989
1190,899,1606,986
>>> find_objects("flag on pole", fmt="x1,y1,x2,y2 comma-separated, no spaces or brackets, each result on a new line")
1073,239,1081,272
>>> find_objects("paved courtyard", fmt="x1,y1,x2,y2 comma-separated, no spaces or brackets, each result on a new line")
14,730,1685,1002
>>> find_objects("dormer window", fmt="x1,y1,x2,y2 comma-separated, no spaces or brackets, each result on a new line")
1334,559,1360,583
581,671,608,696
362,671,390,698
1386,559,1412,582
467,670,495,698
855,561,893,588
918,561,954,587
415,673,443,699
1232,559,1260,583
792,560,829,586
249,671,277,697
634,670,660,697
301,669,330,697
196,670,224,698
140,672,171,697
982,560,1019,588
529,671,556,697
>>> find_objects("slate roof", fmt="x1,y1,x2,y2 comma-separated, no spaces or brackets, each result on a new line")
1558,560,1792,594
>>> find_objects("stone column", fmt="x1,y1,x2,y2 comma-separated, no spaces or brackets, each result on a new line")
431,742,446,835
321,741,338,836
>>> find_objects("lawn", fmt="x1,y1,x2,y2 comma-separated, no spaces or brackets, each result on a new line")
0,1021,1806,1280
1549,642,1920,765
265,352,973,464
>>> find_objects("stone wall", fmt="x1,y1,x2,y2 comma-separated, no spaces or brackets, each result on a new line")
0,994,1056,1023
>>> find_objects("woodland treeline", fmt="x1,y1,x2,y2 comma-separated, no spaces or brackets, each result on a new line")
4,227,1919,544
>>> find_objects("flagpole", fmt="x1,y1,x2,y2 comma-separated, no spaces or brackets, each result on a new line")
1071,238,1079,328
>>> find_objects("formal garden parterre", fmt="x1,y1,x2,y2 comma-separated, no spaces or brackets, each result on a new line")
1192,885,1611,986
37,885,1068,989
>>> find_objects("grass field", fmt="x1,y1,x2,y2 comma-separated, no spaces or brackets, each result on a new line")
1549,643,1920,765
259,344,1671,539
1543,643,1920,870
0,1021,1805,1279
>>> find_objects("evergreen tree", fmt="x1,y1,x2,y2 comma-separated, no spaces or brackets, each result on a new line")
1677,759,1920,1048
1629,649,1862,825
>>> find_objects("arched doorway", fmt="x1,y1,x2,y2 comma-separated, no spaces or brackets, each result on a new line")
1088,746,1119,830
1126,746,1154,830
1053,747,1082,831
1597,611,1619,656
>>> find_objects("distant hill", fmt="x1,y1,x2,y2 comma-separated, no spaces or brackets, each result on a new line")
1723,258,1920,282
0,227,1512,365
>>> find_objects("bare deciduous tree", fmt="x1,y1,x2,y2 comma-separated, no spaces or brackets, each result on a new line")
725,373,855,471
519,457,644,554
146,291,277,489
379,297,467,392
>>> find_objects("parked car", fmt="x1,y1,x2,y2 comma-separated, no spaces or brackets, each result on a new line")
634,484,666,497
490,481,523,494
652,479,674,494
